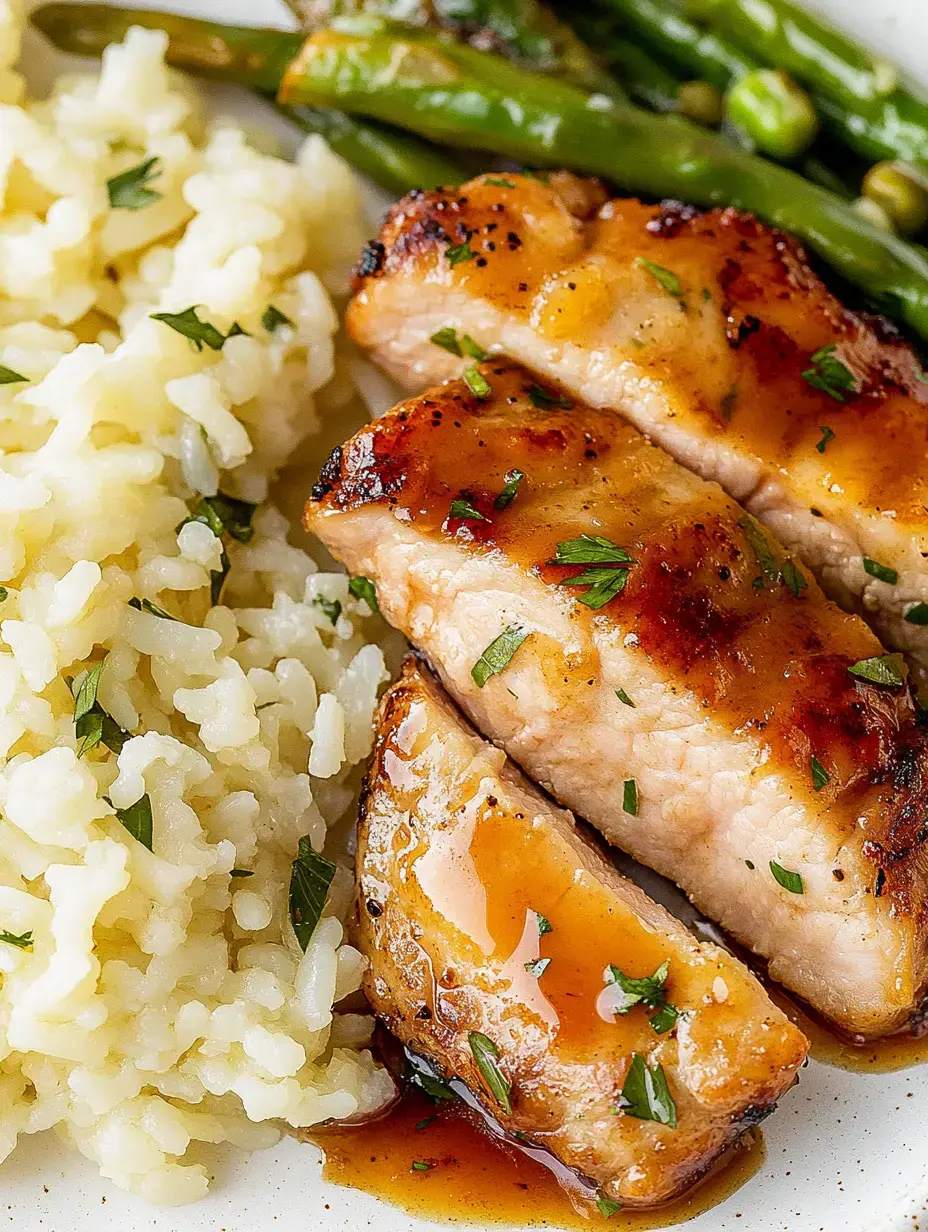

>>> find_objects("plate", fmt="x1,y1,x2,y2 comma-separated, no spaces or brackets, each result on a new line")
12,1,928,1229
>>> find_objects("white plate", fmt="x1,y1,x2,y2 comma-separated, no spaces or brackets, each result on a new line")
13,1,928,1229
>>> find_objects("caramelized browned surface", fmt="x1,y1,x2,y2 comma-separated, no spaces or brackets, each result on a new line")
358,660,807,1208
350,176,928,527
306,364,928,1035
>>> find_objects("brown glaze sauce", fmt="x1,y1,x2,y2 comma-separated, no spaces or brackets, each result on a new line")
307,1087,765,1227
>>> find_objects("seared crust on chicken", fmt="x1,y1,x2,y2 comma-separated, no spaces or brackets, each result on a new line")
359,659,808,1209
307,363,928,1037
347,173,928,687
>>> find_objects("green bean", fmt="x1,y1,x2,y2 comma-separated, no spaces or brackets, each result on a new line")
277,24,928,341
289,0,624,96
279,104,462,192
684,0,928,167
726,68,819,161
32,4,463,195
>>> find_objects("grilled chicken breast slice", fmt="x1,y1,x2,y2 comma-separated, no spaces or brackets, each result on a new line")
348,173,928,688
360,658,808,1209
307,364,928,1038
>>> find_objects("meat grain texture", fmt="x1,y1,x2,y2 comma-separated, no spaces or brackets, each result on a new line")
360,659,808,1208
307,364,928,1039
348,172,928,688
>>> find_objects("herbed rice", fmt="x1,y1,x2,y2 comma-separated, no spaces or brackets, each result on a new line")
0,2,398,1204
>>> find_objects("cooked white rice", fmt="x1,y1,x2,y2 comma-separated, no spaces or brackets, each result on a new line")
0,4,396,1205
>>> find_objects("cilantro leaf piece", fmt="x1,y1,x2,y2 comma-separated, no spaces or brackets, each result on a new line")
289,835,336,951
605,960,669,1012
0,929,32,949
615,688,635,707
348,575,379,612
535,912,552,935
524,957,551,977
446,240,476,267
230,868,254,878
430,326,462,356
738,515,780,585
128,597,177,620
848,653,906,687
73,662,104,726
623,779,639,816
484,177,516,188
649,1003,680,1034
781,559,808,598
262,304,293,332
494,469,525,510
802,344,857,402
617,1054,676,1127
549,535,634,567
115,794,153,850
468,1031,511,1113
769,860,804,894
635,257,683,302
816,425,836,453
463,366,491,399
810,755,830,791
596,1195,622,1218
526,383,572,410
863,558,898,585
106,155,163,210
559,566,629,609
472,625,528,687
461,335,488,361
905,602,928,625
150,306,227,352
449,498,489,523
411,1160,433,1172
0,365,27,385
313,595,342,626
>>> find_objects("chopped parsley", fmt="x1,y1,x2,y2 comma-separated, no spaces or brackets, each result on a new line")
446,239,476,267
0,365,27,385
904,603,928,625
494,469,524,510
410,1160,433,1172
816,425,836,453
449,498,489,523
597,1196,622,1218
526,383,572,410
802,345,857,402
548,534,635,609
745,859,756,870
289,836,336,951
150,306,230,352
415,1116,437,1131
848,653,906,687
472,625,528,687
863,558,898,585
468,1031,511,1114
178,492,257,605
429,327,486,360
106,156,162,210
524,957,551,977
313,595,342,626
484,176,516,188
536,912,552,935
605,960,679,1032
769,860,804,894
635,257,684,306
230,868,254,878
615,688,635,707
114,794,153,850
701,287,713,303
810,755,830,791
0,930,32,949
128,597,176,621
70,658,129,757
617,1054,676,1128
348,575,379,612
262,304,293,332
0,588,8,602
410,1069,457,1104
463,366,491,399
622,779,639,816
781,559,808,598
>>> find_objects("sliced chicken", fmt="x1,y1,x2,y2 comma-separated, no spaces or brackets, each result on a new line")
360,658,808,1209
307,363,928,1038
348,173,928,688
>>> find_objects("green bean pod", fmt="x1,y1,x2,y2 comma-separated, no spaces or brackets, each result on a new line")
277,24,928,341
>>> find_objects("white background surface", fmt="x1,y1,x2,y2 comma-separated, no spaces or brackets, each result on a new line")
12,1,928,1230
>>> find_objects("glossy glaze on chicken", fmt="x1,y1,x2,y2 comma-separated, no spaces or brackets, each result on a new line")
307,362,928,1037
360,659,808,1208
348,172,928,687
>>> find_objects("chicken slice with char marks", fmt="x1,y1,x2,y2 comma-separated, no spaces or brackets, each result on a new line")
360,658,808,1210
347,172,928,688
307,363,928,1038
